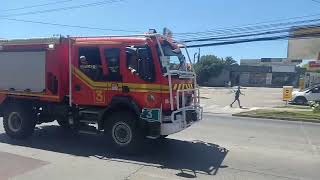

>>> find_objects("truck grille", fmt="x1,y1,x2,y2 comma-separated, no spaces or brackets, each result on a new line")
178,94,193,107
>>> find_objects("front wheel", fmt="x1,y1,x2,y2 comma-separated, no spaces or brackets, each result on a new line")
3,105,36,139
105,111,144,153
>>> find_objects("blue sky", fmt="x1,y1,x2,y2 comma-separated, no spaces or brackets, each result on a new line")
1,0,320,62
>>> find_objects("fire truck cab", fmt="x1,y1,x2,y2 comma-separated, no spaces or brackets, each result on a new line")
0,31,202,151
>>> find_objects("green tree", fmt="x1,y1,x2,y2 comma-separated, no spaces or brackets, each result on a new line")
194,55,224,84
301,63,308,69
223,56,238,65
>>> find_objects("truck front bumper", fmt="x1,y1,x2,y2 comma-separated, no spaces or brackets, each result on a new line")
160,105,203,135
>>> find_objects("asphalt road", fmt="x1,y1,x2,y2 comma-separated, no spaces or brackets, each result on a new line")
0,115,319,180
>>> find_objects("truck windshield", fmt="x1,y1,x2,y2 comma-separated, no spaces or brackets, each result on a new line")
159,42,188,73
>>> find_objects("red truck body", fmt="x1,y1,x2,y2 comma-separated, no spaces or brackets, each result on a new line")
0,33,202,151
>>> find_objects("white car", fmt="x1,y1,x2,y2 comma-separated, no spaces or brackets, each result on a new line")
291,86,320,105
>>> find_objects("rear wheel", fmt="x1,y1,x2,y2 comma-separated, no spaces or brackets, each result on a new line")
3,105,36,139
105,111,144,153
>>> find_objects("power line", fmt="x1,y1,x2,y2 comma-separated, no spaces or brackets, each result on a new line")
177,18,320,42
0,0,123,18
0,0,73,12
311,0,320,4
181,28,289,43
177,22,320,42
175,13,320,36
187,31,320,48
2,17,142,33
175,17,320,39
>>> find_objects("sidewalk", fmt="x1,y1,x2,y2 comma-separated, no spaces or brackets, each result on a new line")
199,87,284,114
202,102,259,115
199,87,278,115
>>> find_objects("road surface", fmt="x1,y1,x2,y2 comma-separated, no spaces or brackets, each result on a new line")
200,87,285,114
0,115,319,180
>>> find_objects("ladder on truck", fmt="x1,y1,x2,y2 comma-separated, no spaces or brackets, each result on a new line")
0,37,62,46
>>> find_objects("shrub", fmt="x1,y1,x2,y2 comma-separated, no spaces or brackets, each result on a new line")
309,101,320,113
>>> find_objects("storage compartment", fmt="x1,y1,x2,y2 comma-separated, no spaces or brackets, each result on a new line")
0,51,46,92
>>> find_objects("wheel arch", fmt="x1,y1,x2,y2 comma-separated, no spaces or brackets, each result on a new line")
99,96,141,130
294,96,308,104
2,98,37,139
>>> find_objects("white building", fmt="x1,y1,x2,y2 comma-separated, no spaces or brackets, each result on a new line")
240,58,301,73
239,58,302,87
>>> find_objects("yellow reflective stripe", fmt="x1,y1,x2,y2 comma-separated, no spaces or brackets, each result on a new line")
73,67,111,88
73,66,169,92
122,83,164,91
0,91,59,99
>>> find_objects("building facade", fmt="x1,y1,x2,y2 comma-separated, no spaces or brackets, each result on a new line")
207,58,302,87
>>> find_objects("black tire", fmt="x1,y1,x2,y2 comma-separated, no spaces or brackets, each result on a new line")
159,135,168,139
3,105,35,139
56,119,71,129
105,111,144,153
154,135,169,143
295,96,307,105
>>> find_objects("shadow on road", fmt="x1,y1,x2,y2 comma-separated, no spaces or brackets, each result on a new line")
0,125,228,177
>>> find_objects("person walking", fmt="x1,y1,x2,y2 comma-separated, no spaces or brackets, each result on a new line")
230,86,244,108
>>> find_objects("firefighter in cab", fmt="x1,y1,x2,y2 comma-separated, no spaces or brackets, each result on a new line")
79,55,100,80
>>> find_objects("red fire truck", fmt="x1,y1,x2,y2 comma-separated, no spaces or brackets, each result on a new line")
0,30,202,151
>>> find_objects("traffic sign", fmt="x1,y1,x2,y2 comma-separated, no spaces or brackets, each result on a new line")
283,86,293,101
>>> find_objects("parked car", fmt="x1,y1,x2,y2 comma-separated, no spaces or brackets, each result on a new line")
291,85,320,105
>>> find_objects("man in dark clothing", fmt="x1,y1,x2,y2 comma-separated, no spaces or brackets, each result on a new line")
230,86,244,108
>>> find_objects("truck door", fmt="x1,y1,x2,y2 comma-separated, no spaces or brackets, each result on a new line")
101,46,123,101
72,46,107,105
122,45,157,107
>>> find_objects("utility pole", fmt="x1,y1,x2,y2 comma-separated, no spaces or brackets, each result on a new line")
193,53,198,64
197,48,201,63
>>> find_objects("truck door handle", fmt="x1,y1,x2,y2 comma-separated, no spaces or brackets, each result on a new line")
75,84,81,91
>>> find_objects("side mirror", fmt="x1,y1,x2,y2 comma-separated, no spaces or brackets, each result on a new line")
138,58,155,82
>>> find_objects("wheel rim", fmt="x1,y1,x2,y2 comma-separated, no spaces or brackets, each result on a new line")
112,122,132,146
8,112,23,132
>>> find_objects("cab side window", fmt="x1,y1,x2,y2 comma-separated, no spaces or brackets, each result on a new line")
126,46,155,82
78,47,102,81
104,48,121,81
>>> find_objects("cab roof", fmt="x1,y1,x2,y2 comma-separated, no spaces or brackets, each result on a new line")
74,36,149,45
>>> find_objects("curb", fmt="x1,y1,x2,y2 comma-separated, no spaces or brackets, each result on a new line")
232,113,320,124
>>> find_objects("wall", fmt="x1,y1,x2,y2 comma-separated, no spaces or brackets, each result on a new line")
207,69,230,86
